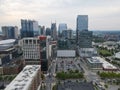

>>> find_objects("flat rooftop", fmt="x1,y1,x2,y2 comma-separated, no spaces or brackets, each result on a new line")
57,82,95,90
0,39,16,45
5,65,41,90
87,57,102,64
92,57,117,70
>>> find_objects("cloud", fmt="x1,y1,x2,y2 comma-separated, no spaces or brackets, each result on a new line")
0,0,120,30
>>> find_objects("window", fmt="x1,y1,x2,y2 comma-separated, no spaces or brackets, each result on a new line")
25,40,28,44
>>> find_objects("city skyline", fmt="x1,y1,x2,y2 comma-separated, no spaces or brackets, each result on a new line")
0,0,120,30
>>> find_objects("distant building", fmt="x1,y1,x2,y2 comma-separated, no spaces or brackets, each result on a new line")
0,39,24,75
39,26,46,35
58,23,67,37
78,30,93,48
21,19,39,38
62,30,68,39
62,29,73,39
2,26,18,39
5,65,41,90
46,27,51,36
51,23,57,40
19,37,40,65
86,57,103,69
0,39,20,64
94,57,118,71
67,29,73,39
79,48,98,57
76,15,94,57
39,36,51,72
76,15,88,43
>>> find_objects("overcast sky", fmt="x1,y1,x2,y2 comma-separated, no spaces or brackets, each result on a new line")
0,0,120,30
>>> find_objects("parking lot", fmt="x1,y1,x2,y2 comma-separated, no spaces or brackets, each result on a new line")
56,58,84,73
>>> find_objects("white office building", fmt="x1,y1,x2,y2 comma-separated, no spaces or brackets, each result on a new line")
19,37,40,64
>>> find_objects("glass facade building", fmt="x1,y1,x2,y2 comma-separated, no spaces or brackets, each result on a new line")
21,19,39,38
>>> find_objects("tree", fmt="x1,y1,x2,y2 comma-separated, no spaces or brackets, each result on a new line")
41,73,45,80
75,69,79,73
104,84,108,88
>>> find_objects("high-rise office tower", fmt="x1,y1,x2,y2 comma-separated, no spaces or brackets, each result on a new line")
21,19,39,38
76,15,93,48
78,30,93,48
58,23,67,37
51,23,57,40
2,26,18,39
76,15,88,43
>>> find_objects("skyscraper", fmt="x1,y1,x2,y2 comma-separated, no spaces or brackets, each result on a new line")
46,27,51,36
76,15,88,43
76,15,94,57
2,26,18,39
51,23,57,40
58,23,67,37
21,19,39,38
78,30,93,48
76,15,93,48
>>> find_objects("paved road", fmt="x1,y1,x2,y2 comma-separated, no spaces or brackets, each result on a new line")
45,58,57,90
108,85,120,90
78,58,100,82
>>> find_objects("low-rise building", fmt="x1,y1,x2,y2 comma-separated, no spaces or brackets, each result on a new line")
79,48,98,58
5,65,41,90
0,39,24,75
115,52,120,59
86,57,118,71
86,57,103,69
57,50,76,58
93,57,117,71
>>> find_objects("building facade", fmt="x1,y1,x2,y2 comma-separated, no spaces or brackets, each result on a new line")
19,37,40,65
51,23,57,40
58,23,67,37
21,19,39,38
0,39,24,75
78,30,93,48
62,29,73,39
76,15,88,43
46,27,51,36
39,26,46,35
2,26,18,39
39,36,51,72
5,65,41,90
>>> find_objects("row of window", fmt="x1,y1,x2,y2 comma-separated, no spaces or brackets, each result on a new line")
24,54,40,59
23,39,39,44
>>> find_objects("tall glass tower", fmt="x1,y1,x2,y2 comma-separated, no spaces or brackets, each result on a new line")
21,19,39,38
76,15,88,43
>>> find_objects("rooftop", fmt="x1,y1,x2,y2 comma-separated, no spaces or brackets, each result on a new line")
93,57,117,70
57,82,95,90
115,52,120,59
87,57,102,63
5,65,41,90
0,39,16,45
